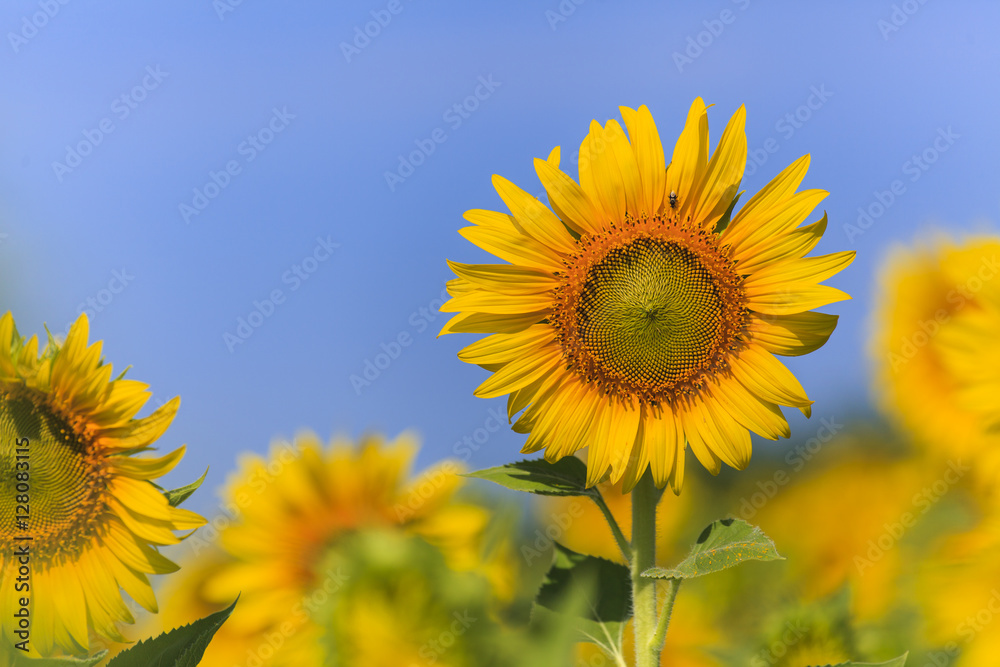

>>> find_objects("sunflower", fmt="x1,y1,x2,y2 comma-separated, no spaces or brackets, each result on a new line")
916,517,1000,666
750,442,924,621
442,99,853,491
170,431,514,667
0,312,204,658
872,235,1000,479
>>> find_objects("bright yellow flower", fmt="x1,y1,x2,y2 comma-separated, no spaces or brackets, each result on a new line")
0,313,204,658
160,432,512,667
751,444,926,621
872,235,1000,480
917,518,1000,665
443,99,853,492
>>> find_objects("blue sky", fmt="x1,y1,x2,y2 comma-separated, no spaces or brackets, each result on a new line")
1,1,997,517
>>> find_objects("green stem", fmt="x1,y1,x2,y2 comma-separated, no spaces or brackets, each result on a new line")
631,470,659,667
650,577,680,653
591,492,632,563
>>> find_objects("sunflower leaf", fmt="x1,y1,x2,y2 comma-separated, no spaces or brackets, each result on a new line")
164,467,209,507
106,597,237,667
643,518,782,580
12,652,108,667
533,543,631,648
464,457,594,497
813,655,909,667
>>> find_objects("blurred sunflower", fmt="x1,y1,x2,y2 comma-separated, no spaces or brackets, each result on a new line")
443,98,853,492
916,517,1000,665
0,313,204,657
315,530,498,667
872,235,1000,478
751,445,925,621
165,432,514,667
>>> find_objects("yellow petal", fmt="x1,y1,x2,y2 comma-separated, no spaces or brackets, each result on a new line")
747,283,852,315
459,325,556,365
734,213,828,273
620,104,666,215
447,260,559,295
492,174,578,254
109,445,186,479
690,105,747,231
587,119,643,222
724,154,811,246
665,98,710,220
750,312,839,357
441,290,553,315
474,347,563,399
459,225,564,271
534,157,602,235
730,346,812,412
744,251,856,289
439,310,546,336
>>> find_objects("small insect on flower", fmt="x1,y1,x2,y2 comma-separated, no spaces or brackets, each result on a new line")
669,190,678,209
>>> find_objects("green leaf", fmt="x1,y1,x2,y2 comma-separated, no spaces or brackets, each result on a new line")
811,654,908,667
12,652,107,667
164,467,208,508
465,457,593,497
534,543,631,649
106,598,237,667
643,518,782,580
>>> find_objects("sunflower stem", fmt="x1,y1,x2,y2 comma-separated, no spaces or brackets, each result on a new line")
591,491,632,563
630,470,659,667
650,577,680,653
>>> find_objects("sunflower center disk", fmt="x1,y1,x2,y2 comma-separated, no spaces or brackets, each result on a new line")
0,385,106,555
575,238,729,392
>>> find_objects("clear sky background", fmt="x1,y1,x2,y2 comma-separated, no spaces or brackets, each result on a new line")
1,0,997,518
